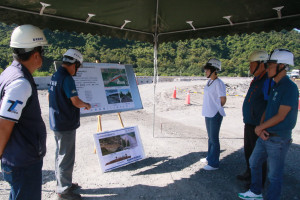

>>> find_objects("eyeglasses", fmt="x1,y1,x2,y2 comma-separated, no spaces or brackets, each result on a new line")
34,46,44,57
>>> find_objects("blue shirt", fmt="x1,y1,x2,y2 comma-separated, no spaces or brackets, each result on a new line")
63,75,78,98
49,66,80,131
265,76,299,138
262,77,275,100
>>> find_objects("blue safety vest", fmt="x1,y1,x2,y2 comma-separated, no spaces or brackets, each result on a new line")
49,66,80,131
0,61,47,167
242,73,269,126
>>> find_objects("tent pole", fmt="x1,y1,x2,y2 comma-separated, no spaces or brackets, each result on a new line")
153,34,158,138
152,0,159,138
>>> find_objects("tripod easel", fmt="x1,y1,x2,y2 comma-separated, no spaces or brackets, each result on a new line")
94,112,125,153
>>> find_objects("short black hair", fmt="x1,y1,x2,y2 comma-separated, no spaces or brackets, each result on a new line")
12,46,43,61
204,64,217,71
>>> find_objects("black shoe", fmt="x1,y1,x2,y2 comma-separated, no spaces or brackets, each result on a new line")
57,191,82,200
236,171,251,181
69,183,81,191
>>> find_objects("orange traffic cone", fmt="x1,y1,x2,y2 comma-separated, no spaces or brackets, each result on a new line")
185,90,190,105
172,86,177,99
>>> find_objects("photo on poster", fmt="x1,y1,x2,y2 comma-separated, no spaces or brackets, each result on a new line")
101,68,129,87
105,89,121,104
119,89,133,103
99,132,138,156
93,126,145,172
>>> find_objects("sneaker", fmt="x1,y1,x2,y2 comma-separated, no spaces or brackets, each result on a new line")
57,191,82,200
203,164,218,170
237,170,251,181
200,157,208,164
238,190,263,200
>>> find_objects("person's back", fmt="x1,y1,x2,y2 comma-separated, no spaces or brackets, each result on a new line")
49,66,80,131
0,24,49,200
0,61,47,166
49,49,91,200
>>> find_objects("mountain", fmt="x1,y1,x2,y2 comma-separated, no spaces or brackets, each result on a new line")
0,23,299,76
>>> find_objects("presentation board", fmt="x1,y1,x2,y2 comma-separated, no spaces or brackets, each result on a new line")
72,63,143,116
93,126,145,172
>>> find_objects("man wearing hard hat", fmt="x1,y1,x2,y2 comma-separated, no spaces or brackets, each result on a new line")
237,50,273,188
0,25,49,200
49,49,91,200
239,49,299,200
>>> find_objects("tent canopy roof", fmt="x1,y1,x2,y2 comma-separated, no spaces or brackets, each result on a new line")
0,0,299,43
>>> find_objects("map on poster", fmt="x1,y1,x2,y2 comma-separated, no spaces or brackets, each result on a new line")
93,126,145,172
73,63,143,116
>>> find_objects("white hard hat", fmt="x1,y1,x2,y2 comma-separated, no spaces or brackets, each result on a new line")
63,49,83,64
268,49,294,66
206,58,221,71
10,24,48,49
249,50,269,62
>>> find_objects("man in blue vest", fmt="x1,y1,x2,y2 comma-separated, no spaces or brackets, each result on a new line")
237,50,272,188
49,49,91,200
0,25,48,200
238,49,299,200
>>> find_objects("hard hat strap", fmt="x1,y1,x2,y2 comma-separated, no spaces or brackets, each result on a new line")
252,61,261,75
73,62,82,76
271,63,286,79
207,68,216,78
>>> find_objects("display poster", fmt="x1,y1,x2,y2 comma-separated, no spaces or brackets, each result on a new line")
73,63,143,116
93,126,145,172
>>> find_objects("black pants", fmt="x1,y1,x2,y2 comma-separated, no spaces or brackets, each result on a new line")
244,124,267,184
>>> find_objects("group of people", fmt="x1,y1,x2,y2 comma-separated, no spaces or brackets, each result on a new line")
0,25,90,200
201,50,298,200
0,24,298,200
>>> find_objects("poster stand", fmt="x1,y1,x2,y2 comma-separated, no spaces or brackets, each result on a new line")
94,112,125,153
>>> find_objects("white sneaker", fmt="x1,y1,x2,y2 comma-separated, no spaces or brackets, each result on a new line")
200,157,208,164
203,164,218,170
238,190,263,200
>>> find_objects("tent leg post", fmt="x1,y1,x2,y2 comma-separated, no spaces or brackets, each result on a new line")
152,34,158,138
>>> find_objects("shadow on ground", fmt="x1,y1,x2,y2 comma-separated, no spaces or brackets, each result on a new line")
42,170,56,184
75,144,300,200
2,144,299,199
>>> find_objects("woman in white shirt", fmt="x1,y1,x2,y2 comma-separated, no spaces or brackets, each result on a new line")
200,58,227,170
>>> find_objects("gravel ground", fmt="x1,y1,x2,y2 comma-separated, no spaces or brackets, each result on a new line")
0,77,299,200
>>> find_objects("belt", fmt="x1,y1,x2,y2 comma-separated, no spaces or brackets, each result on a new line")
268,132,279,137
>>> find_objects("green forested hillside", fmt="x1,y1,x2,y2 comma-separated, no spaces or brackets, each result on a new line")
0,23,299,76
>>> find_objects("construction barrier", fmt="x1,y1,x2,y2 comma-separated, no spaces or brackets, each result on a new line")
174,87,245,97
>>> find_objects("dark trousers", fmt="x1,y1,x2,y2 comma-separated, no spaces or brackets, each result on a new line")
244,124,267,184
1,160,43,200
